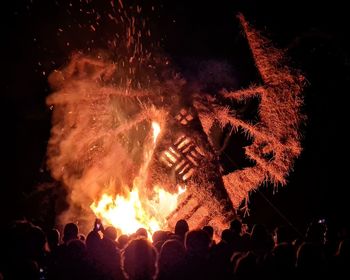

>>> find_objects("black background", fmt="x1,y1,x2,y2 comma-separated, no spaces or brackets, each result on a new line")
1,0,349,235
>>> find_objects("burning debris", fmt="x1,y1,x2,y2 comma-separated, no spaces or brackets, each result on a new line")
46,8,304,236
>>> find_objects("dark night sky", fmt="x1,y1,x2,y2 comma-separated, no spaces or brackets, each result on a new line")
1,0,349,235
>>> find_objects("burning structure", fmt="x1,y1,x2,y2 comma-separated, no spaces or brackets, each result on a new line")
46,11,304,236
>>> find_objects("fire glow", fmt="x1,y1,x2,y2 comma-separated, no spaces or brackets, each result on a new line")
90,122,186,236
46,9,304,234
90,185,185,236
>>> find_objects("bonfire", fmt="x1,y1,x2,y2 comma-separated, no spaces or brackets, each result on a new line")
46,6,304,236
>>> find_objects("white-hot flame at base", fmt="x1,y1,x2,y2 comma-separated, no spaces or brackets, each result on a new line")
90,121,186,236
90,185,185,236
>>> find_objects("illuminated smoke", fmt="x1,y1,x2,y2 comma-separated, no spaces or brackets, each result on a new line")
46,8,304,233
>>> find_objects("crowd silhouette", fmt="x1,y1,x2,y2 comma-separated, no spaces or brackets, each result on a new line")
0,216,349,279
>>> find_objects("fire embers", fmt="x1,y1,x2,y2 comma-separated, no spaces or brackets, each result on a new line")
160,135,205,182
166,189,231,239
155,107,235,236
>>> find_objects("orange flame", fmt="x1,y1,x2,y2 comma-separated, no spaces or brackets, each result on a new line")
90,185,185,236
90,121,185,236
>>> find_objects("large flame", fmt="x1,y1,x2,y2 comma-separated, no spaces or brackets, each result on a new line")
90,122,185,236
90,185,185,236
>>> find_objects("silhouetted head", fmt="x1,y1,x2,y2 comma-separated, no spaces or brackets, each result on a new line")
122,238,158,280
230,219,242,235
63,222,79,243
118,234,129,249
221,229,235,244
305,220,327,244
136,228,148,239
175,219,189,239
47,228,60,251
104,226,118,241
185,230,211,257
337,238,350,259
159,239,186,270
202,226,214,240
79,234,86,241
14,260,40,280
152,230,168,244
28,226,46,255
251,224,267,241
67,239,87,260
296,242,326,271
272,242,296,269
86,230,101,254
234,252,258,279
274,225,293,244
250,224,267,244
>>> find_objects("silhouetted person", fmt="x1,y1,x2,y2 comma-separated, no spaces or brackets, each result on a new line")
221,229,235,245
152,230,169,252
202,225,215,245
234,251,258,280
274,225,294,245
122,238,158,280
337,238,350,262
229,219,245,253
5,223,48,279
2,220,41,279
79,234,86,241
86,220,123,280
86,230,101,257
152,230,170,253
241,232,251,252
67,239,86,260
46,228,60,279
158,239,186,280
61,239,98,280
330,239,350,279
250,224,273,259
104,226,118,242
296,242,328,279
47,228,60,253
101,241,123,279
13,259,40,280
54,222,79,272
136,227,148,239
266,242,297,280
175,219,189,242
202,226,214,239
209,230,234,280
185,230,211,257
230,219,242,235
305,220,327,245
118,234,130,249
28,226,47,266
62,223,79,244
152,231,168,245
103,225,119,248
184,230,211,280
